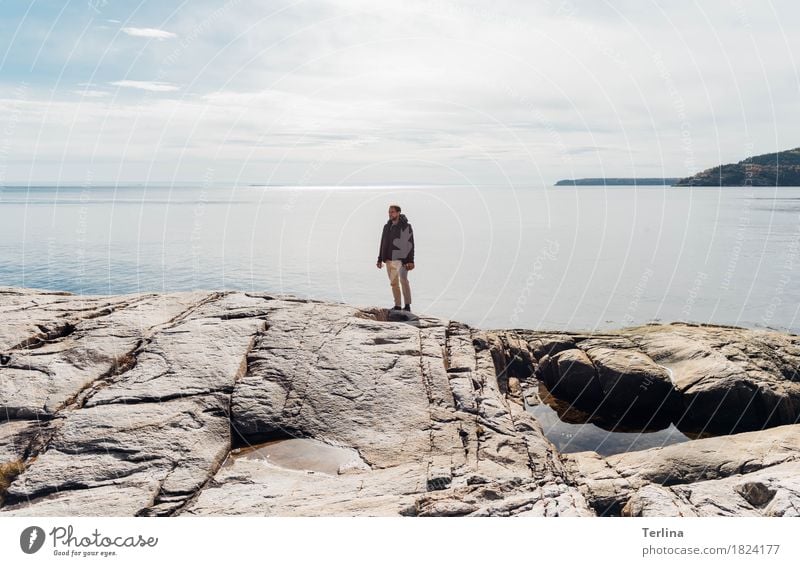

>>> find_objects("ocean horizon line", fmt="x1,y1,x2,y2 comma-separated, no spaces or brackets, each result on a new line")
2,182,534,189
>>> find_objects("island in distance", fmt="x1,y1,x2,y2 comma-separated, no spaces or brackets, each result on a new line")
554,178,679,186
556,146,800,187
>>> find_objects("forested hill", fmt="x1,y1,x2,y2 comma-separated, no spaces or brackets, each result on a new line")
674,147,800,186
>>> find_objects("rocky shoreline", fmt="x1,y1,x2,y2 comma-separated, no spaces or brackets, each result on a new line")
1,286,799,516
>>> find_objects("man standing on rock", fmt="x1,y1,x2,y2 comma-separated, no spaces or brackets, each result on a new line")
376,204,415,311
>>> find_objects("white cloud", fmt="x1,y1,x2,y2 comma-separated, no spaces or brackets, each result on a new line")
73,89,110,98
121,27,177,40
110,80,179,92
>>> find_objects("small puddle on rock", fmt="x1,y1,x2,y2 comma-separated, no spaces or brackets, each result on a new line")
524,381,714,457
225,437,369,475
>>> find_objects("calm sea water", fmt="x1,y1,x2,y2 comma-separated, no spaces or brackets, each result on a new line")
1,183,799,334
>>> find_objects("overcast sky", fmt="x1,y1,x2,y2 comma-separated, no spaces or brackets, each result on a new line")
0,0,798,185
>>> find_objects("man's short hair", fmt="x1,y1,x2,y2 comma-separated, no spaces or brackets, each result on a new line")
389,204,401,212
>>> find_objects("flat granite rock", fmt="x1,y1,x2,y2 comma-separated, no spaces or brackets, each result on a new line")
563,423,800,516
1,287,799,516
621,460,800,517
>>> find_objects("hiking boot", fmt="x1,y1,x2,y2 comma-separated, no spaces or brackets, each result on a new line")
403,304,411,311
390,305,402,310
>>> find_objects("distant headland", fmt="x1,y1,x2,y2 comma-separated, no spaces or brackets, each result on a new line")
556,146,800,188
674,146,800,186
554,178,679,186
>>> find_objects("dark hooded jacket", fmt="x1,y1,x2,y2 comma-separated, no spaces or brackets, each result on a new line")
378,213,415,263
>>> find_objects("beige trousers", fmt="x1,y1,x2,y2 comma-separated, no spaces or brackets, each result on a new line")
385,259,411,306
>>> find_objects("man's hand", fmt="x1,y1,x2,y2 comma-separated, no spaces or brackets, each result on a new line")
404,262,415,270
376,260,383,269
